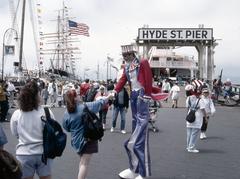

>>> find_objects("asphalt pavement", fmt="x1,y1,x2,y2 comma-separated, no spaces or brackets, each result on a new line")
2,92,240,179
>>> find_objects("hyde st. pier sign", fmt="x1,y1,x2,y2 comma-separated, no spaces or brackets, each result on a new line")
138,28,213,40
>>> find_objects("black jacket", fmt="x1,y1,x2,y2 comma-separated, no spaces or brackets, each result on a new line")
113,88,129,108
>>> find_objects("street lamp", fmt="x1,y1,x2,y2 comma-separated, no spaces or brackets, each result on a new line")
106,56,113,81
1,28,18,80
110,64,119,79
83,68,90,80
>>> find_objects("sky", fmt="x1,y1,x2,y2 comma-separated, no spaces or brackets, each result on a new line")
0,0,240,82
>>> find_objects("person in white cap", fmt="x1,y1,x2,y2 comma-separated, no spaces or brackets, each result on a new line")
113,44,168,179
200,88,216,139
186,80,207,153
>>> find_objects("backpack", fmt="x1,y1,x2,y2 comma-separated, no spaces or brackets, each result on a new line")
85,87,97,102
186,98,200,123
0,149,22,179
82,104,104,141
41,107,67,164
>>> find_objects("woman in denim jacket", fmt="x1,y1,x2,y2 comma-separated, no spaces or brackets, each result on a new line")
62,89,113,179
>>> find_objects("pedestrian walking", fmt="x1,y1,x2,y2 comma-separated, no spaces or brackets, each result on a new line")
62,89,113,179
48,80,57,107
80,79,91,102
110,86,129,134
0,80,9,122
186,80,207,153
94,85,110,130
200,88,216,139
169,81,180,108
42,85,49,105
10,80,55,179
162,78,171,102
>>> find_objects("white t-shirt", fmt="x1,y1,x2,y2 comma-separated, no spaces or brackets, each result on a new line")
10,106,55,155
170,85,180,100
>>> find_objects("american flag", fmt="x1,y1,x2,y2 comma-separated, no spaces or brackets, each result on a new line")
68,20,89,37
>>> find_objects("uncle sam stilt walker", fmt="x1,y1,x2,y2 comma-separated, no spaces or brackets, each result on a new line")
113,44,168,179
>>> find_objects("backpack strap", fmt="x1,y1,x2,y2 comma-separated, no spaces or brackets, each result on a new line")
194,98,200,110
83,104,90,114
44,107,51,121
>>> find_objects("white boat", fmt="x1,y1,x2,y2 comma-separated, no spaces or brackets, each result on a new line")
148,48,198,81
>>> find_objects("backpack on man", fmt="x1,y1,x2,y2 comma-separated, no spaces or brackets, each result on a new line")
82,104,104,141
85,87,97,102
41,107,67,164
0,149,22,179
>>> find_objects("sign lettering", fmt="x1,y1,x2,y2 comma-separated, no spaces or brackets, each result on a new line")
138,28,213,40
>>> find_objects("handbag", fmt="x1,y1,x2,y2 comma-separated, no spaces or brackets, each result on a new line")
186,98,200,123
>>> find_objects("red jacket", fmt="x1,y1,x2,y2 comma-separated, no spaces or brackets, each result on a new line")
115,59,168,101
80,83,90,96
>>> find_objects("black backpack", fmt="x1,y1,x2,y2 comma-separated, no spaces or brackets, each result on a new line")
186,98,200,123
85,87,97,102
41,107,67,164
0,149,22,179
82,104,104,141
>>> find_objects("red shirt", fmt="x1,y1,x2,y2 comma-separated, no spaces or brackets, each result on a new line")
80,83,90,96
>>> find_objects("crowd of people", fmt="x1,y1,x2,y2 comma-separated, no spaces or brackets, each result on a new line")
3,45,237,178
0,75,222,179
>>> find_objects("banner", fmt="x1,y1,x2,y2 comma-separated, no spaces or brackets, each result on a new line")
5,45,15,55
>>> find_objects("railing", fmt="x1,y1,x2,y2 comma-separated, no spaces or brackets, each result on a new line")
150,60,197,69
232,85,240,93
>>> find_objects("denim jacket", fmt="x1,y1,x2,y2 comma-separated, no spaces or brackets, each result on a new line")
62,99,106,153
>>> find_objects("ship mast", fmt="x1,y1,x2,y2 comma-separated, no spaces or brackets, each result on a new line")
40,2,81,79
19,0,26,72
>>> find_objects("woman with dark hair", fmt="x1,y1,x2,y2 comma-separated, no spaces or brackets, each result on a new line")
10,80,55,179
62,89,113,179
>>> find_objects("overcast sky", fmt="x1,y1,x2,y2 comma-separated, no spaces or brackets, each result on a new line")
0,0,240,82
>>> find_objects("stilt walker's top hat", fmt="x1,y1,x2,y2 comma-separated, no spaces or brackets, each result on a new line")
121,44,138,55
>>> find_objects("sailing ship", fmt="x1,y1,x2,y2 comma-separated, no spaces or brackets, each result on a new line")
40,4,86,78
3,0,89,80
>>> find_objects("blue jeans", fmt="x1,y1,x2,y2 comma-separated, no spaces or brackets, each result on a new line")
16,155,53,178
99,109,107,124
187,128,200,149
112,106,126,130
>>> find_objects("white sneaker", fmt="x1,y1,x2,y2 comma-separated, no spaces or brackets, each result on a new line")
121,130,126,134
118,168,137,179
110,127,115,132
188,149,199,153
200,132,207,139
102,124,106,130
135,175,145,179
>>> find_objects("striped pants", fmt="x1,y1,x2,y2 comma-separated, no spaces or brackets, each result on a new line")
124,89,151,177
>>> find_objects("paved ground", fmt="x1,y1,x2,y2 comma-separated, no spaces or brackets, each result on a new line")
2,90,240,179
